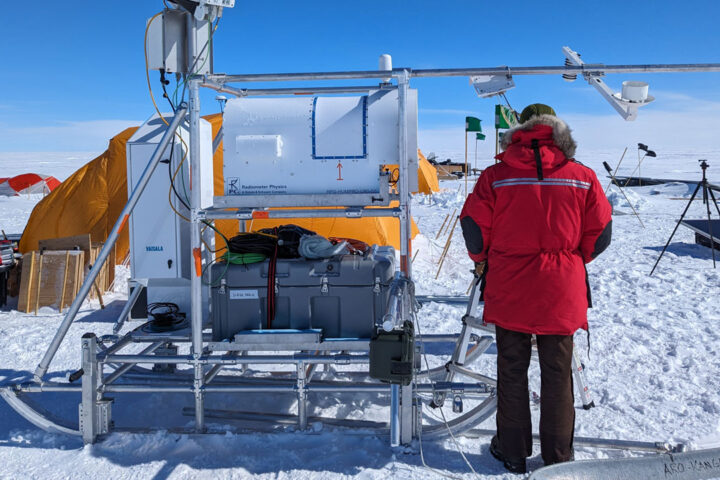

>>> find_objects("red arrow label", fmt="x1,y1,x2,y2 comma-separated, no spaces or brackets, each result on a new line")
337,162,344,181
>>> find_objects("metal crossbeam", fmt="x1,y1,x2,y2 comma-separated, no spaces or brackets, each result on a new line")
205,63,720,84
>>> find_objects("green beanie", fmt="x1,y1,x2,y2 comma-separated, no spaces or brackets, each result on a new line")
519,103,556,123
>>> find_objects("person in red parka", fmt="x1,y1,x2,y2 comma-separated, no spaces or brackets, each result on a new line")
460,104,612,473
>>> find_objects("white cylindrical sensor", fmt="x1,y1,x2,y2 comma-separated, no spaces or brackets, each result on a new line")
379,54,392,83
622,81,649,102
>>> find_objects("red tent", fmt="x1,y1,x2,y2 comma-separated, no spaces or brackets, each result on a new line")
0,174,60,196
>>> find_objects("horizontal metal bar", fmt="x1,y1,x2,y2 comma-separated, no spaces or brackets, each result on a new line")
464,428,679,453
306,382,490,394
14,383,82,393
417,334,461,343
305,385,389,393
200,207,402,220
209,335,460,352
128,333,198,343
202,81,395,96
101,381,489,394
207,340,371,352
206,63,720,84
207,70,398,82
411,64,720,77
103,385,191,393
103,383,380,394
103,354,370,365
187,408,389,431
416,383,491,393
204,385,295,393
211,193,393,210
416,295,469,305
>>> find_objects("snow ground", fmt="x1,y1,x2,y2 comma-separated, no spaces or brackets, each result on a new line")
1,150,720,479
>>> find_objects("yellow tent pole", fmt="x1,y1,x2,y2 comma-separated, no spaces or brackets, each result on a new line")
435,215,459,279
435,214,450,240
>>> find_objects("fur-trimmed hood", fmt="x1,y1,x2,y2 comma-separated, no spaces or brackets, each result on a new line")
499,114,577,159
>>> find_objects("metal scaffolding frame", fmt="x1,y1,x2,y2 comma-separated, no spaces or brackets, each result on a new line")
3,5,719,455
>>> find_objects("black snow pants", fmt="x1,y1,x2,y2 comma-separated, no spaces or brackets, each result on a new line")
495,325,575,465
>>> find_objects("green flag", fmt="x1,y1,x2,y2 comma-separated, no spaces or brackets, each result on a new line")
465,116,482,132
476,133,486,140
495,105,518,129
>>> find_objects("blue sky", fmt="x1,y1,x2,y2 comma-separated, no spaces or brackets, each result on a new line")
1,0,719,153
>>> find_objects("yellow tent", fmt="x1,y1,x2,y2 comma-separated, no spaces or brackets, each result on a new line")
417,150,440,194
20,115,423,258
19,126,137,257
383,149,440,196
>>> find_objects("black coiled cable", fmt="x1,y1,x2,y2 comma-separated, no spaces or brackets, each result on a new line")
147,302,186,332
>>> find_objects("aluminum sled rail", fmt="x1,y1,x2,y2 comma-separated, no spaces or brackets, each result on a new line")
205,63,720,84
33,106,188,382
421,395,497,438
0,388,80,436
529,447,720,480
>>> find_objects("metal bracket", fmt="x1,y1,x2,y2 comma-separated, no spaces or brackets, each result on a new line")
373,277,381,294
80,334,113,444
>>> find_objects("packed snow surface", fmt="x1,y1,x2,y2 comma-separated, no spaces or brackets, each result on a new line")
1,150,720,478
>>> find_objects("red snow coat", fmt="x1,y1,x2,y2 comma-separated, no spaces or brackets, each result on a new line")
460,115,612,336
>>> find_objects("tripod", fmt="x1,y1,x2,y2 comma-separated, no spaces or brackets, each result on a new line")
650,160,720,275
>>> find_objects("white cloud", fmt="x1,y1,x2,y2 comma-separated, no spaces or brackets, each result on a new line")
0,119,140,152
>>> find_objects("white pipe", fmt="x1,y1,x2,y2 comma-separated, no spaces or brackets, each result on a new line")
530,448,720,480
390,384,400,447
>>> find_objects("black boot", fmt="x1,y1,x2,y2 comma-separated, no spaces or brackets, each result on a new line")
489,435,527,474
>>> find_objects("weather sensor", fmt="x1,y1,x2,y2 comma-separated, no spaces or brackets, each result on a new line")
470,72,515,98
563,47,654,121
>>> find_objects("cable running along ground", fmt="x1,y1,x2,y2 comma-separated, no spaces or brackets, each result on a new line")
412,291,480,478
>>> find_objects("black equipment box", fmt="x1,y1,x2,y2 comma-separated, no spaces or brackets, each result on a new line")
211,246,395,341
369,320,415,386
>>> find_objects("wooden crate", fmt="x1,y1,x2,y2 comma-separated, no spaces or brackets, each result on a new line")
434,163,467,180
38,234,114,299
17,250,85,313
